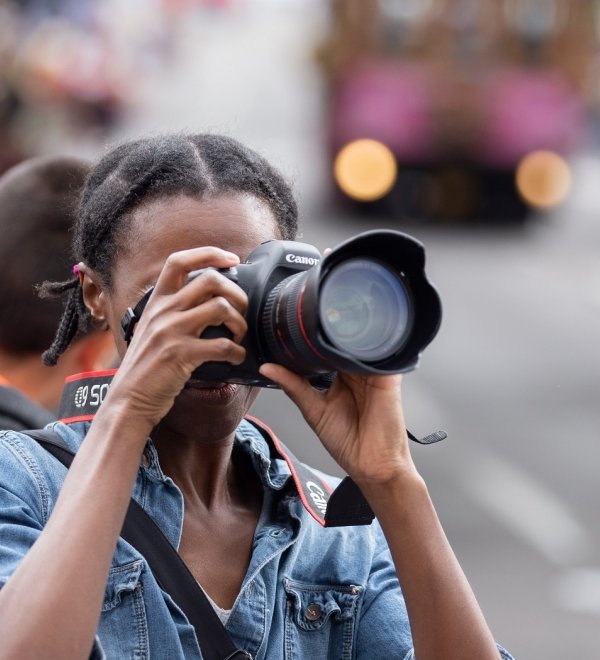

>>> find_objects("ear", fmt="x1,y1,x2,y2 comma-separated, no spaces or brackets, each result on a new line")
78,263,108,328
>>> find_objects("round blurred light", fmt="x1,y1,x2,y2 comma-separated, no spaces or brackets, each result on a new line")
515,150,571,209
334,139,398,201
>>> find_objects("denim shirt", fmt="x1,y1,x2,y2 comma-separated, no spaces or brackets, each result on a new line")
0,419,514,659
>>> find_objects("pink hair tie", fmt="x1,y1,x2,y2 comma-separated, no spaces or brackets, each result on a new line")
72,264,80,277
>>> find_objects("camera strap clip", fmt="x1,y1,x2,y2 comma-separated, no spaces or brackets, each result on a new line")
407,429,448,445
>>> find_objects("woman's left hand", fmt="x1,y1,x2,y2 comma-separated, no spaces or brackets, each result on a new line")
258,364,417,486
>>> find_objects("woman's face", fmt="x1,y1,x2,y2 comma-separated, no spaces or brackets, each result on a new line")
88,192,281,436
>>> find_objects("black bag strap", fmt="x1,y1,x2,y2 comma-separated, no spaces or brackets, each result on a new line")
24,429,250,660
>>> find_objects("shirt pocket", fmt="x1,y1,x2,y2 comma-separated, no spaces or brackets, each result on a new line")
98,559,149,660
283,578,362,660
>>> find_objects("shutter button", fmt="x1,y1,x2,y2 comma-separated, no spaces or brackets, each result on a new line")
305,603,322,621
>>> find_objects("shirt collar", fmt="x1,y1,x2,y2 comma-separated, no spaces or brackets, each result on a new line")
235,418,292,490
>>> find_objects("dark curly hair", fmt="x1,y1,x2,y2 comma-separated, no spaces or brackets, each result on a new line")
39,133,299,366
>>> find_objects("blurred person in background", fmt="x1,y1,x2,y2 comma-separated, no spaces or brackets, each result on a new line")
0,133,513,659
0,155,115,430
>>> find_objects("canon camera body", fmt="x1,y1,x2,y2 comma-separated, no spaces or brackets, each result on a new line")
121,230,443,388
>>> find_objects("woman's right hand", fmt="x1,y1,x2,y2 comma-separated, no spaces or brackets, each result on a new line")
103,247,248,428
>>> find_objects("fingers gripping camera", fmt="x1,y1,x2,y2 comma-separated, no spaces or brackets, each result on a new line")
120,230,442,389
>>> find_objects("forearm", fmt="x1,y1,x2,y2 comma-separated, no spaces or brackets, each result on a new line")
359,471,500,660
0,402,152,660
257,367,502,656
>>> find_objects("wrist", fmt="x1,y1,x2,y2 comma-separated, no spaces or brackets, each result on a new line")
354,466,428,512
347,444,420,489
90,389,155,449
106,370,167,422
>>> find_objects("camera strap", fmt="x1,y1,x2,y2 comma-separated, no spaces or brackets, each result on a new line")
56,371,445,526
244,415,376,527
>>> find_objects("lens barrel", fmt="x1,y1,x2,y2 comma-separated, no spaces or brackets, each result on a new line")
261,230,441,376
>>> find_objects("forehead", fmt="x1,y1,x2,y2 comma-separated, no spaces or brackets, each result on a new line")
113,192,280,285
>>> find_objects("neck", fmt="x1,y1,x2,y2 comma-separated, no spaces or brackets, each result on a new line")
149,387,263,511
152,421,250,510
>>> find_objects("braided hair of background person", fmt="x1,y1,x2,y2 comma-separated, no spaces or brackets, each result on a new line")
39,133,299,366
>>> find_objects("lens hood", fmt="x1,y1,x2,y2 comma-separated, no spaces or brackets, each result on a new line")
298,230,442,374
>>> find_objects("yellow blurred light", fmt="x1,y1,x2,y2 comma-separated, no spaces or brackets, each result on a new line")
515,150,571,209
334,139,398,201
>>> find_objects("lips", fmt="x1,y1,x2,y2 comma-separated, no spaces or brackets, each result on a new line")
183,379,241,403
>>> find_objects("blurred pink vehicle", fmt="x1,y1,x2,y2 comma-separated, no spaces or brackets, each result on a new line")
320,0,596,222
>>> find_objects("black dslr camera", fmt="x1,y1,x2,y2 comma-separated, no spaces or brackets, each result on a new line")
121,230,442,388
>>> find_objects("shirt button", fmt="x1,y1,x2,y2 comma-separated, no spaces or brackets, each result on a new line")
305,603,322,621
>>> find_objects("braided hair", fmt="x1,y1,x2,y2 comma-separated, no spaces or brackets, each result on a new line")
40,133,299,366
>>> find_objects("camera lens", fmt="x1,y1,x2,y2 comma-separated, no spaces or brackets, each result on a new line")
318,258,412,362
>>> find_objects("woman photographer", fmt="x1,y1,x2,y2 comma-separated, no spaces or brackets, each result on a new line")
0,133,513,659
